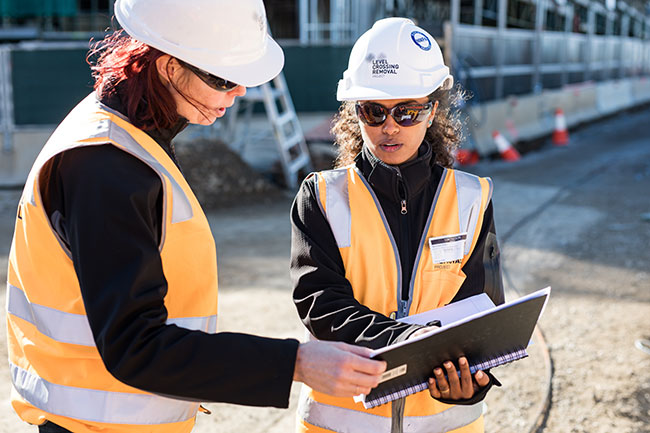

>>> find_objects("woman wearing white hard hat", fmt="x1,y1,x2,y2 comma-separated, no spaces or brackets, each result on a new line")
291,18,505,433
6,1,388,432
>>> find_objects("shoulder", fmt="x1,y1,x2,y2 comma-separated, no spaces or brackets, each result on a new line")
58,144,162,197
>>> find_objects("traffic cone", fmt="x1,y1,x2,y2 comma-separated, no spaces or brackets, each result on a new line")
492,130,520,162
552,108,569,146
454,148,480,166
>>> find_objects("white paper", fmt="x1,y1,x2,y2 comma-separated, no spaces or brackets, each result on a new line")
368,286,552,357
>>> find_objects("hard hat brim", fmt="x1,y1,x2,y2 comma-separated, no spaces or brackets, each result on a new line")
201,37,285,88
115,2,284,88
337,85,433,101
337,80,453,102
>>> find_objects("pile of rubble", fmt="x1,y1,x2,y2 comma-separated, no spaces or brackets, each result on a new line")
175,138,282,209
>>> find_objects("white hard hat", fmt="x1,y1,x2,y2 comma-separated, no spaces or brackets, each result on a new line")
114,0,284,87
337,18,453,101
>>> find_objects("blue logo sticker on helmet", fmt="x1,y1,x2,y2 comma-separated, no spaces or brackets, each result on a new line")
411,31,432,51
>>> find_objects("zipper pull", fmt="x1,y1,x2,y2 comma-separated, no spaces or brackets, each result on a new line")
400,199,407,215
199,405,212,415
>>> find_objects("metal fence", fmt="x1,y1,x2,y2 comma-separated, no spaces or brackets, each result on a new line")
0,40,93,152
448,23,650,101
0,0,115,39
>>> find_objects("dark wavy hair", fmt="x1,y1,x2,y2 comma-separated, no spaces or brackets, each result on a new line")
331,85,468,168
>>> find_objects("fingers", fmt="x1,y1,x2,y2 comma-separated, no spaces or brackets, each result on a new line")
294,341,387,397
408,325,439,340
429,367,451,399
429,358,480,400
337,343,387,375
474,370,490,388
338,342,374,357
443,361,462,399
458,357,474,399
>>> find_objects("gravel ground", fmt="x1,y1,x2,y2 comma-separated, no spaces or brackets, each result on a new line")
0,106,648,433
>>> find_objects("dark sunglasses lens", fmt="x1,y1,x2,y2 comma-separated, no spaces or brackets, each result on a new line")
182,61,239,91
357,103,387,126
202,73,238,91
393,104,432,126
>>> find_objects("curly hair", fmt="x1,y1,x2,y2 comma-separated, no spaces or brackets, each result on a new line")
331,85,468,168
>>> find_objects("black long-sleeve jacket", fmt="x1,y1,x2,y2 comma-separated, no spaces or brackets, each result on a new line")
38,90,299,407
290,143,505,403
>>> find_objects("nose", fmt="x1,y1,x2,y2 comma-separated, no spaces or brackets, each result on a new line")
229,85,247,97
382,114,399,135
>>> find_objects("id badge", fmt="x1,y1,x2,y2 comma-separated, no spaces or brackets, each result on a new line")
428,233,467,265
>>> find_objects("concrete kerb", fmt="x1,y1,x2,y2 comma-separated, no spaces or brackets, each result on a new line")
596,80,634,116
508,94,547,142
466,76,646,158
562,82,599,126
631,76,650,105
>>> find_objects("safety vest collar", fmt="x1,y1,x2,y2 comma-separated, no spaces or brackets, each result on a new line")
22,94,193,226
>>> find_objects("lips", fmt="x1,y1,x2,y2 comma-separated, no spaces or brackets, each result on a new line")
379,143,403,153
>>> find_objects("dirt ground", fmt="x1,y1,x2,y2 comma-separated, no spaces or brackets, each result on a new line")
0,106,649,433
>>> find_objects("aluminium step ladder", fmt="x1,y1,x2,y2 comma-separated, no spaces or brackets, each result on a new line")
224,72,313,190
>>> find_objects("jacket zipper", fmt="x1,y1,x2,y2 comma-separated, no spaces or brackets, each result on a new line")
395,168,410,317
394,167,410,433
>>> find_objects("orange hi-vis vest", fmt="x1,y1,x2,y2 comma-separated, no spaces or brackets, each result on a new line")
297,165,493,433
6,94,219,433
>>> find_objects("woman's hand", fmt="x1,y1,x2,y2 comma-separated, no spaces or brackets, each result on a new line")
428,356,489,400
293,340,387,397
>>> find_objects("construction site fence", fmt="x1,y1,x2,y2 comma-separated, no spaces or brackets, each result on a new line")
448,23,650,101
1,38,650,185
467,76,650,155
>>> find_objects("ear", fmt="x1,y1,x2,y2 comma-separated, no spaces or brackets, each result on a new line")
428,100,439,126
155,54,178,83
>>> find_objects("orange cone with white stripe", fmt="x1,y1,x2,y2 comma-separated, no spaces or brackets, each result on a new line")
492,130,520,162
552,108,569,146
454,148,480,166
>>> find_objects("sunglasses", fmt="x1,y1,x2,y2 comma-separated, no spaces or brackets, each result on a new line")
356,102,434,127
178,59,240,92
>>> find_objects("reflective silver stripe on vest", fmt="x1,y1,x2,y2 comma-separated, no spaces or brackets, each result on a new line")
6,283,95,346
298,395,483,433
454,171,485,256
7,283,218,347
26,96,193,224
96,116,193,224
319,168,352,248
10,362,198,425
168,315,218,333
